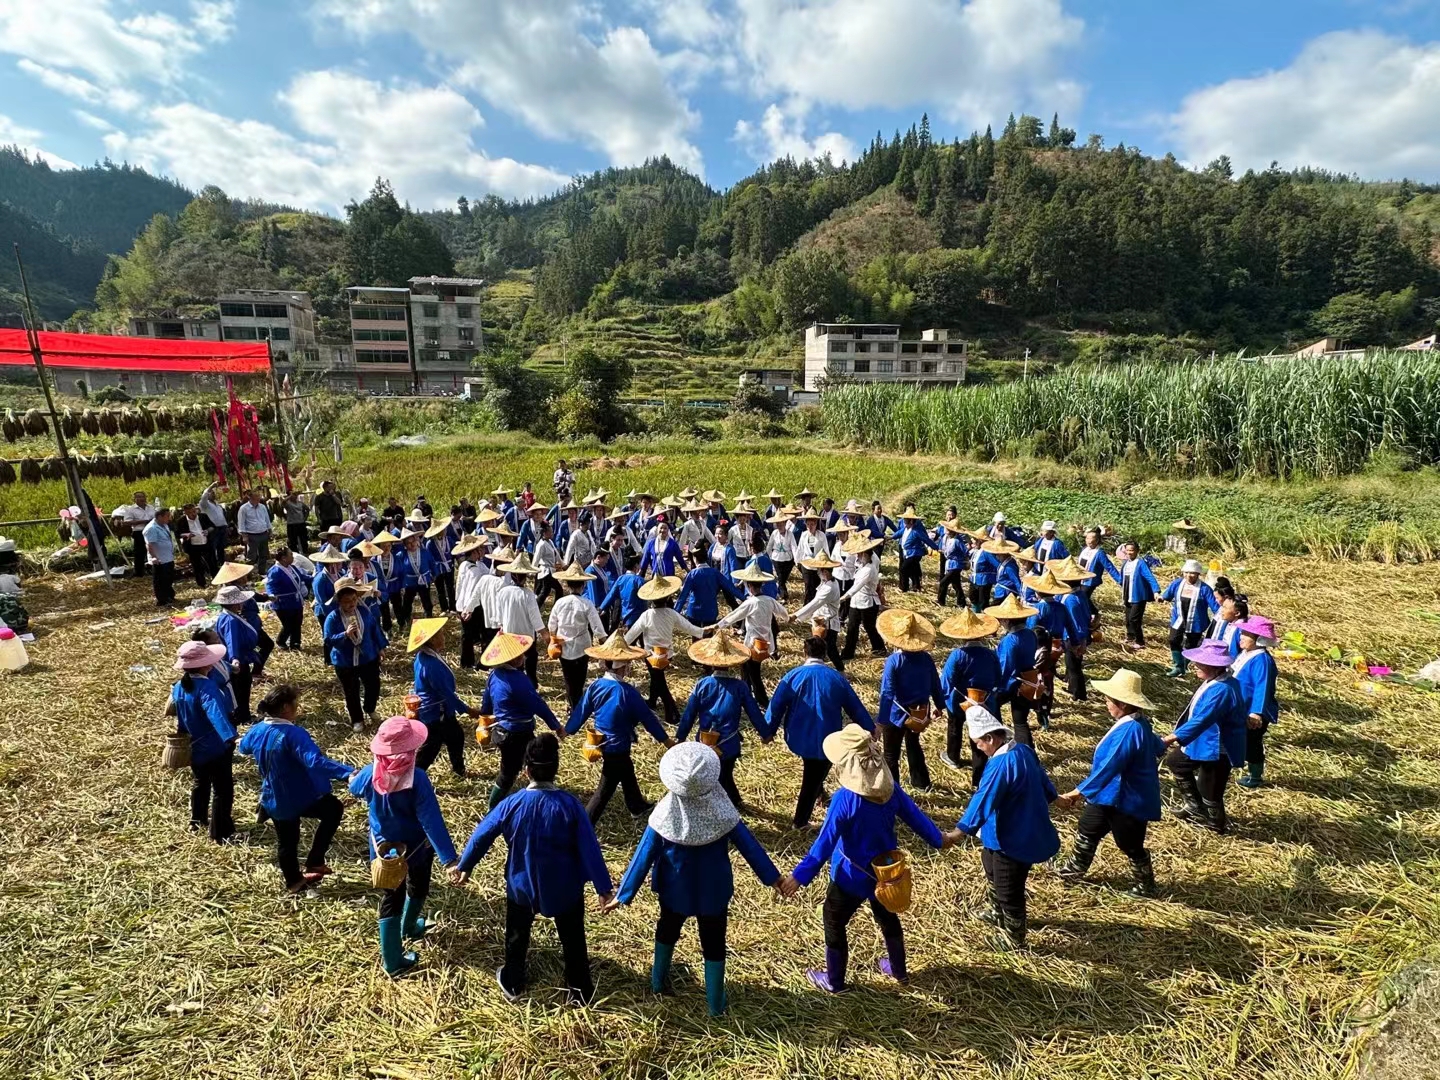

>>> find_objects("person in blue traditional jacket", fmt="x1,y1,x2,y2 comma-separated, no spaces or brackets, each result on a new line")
987,543,1026,604
310,549,347,652
453,733,613,1005
409,617,481,779
599,551,647,632
1076,528,1118,607
1163,640,1246,833
873,609,946,793
565,631,673,822
741,532,780,601
1106,539,1160,652
1031,520,1070,565
1161,559,1220,677
949,708,1060,949
368,531,402,634
170,639,238,842
937,607,1004,784
424,515,458,615
1054,669,1166,897
1205,588,1248,660
676,631,767,806
607,742,782,1014
866,501,897,556
763,637,876,828
782,725,951,991
265,547,309,650
894,507,938,593
676,545,743,627
967,533,1000,613
394,530,436,629
936,518,970,608
1055,561,1097,701
349,716,460,977
238,683,354,893
639,517,688,578
345,545,386,623
211,560,276,679
986,594,1041,745
481,631,565,809
1024,569,1073,732
214,583,261,726
1231,615,1280,788
324,578,387,732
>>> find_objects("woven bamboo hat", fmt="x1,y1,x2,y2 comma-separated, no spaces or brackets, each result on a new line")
476,507,503,526
487,522,518,539
489,546,517,564
842,530,882,554
985,594,1039,620
1025,569,1071,596
795,487,816,499
405,510,430,525
877,609,936,652
370,531,401,545
801,552,842,571
733,565,776,584
823,724,893,801
966,526,990,542
734,490,753,503
829,520,854,535
688,629,750,668
981,538,1021,555
681,500,705,513
312,549,348,565
702,489,726,504
939,607,1000,641
354,539,383,558
407,617,450,652
606,508,630,522
898,506,923,521
1090,668,1156,711
332,578,372,599
527,502,549,515
1013,548,1041,565
661,495,685,510
503,551,539,576
210,560,253,586
396,528,419,542
585,629,647,662
423,520,450,540
637,574,682,600
452,534,486,557
553,563,596,583
481,632,533,666
1050,556,1095,583
763,488,784,500
800,508,821,522
491,486,512,497
678,486,699,500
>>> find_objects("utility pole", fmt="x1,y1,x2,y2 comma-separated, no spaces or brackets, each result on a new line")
1023,347,1031,380
13,244,113,584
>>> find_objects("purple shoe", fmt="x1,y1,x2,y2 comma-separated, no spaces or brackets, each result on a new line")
807,968,845,993
876,957,909,985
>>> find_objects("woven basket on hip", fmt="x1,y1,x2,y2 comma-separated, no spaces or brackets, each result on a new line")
581,724,605,763
872,849,913,914
160,731,192,770
370,840,409,890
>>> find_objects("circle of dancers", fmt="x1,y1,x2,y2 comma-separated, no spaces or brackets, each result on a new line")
162,480,1279,1010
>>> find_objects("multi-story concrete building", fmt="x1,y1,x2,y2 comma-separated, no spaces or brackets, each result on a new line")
128,315,220,341
217,290,318,365
344,285,414,388
802,323,967,392
408,276,485,391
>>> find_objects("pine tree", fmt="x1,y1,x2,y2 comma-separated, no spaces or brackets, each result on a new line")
919,112,932,151
895,148,916,200
915,150,937,216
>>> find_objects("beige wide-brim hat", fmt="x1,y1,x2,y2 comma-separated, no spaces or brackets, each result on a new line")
476,508,504,526
982,538,1021,555
487,523,518,539
210,561,253,586
312,549,348,565
1172,518,1199,531
405,511,430,525
406,616,450,652
661,496,686,510
763,489,784,500
733,565,776,584
842,531,882,555
985,594,1040,620
503,551,540,576
491,486,512,497
482,632,533,666
801,508,822,522
681,500,705,514
898,507,923,521
490,546,517,564
332,579,373,599
801,553,842,571
1025,570,1071,596
939,608,1000,641
553,564,596,583
354,539,384,558
966,527,990,542
1013,549,1041,565
701,489,726,504
452,534,486,557
678,487,699,500
823,724,893,802
876,608,936,652
1090,668,1157,712
607,508,631,522
395,529,420,543
423,520,451,540
1050,556,1096,583
637,574,682,601
795,488,817,499
370,531,400,545
585,629,648,662
829,521,854,535
528,503,549,515
213,585,255,606
688,629,751,668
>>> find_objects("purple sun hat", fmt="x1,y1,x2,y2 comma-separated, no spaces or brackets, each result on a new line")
1236,615,1277,645
1182,640,1234,668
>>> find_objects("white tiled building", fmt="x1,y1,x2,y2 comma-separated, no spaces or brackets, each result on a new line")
217,290,318,365
803,323,967,392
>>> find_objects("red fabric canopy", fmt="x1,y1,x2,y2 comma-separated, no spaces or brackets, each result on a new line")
0,330,271,374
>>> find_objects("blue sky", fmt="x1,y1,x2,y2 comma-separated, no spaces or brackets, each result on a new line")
2,0,1439,216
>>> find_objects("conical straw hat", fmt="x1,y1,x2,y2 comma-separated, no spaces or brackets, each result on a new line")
553,563,596,583
981,538,1021,555
1025,569,1071,596
312,549,348,565
354,539,383,558
688,629,751,668
1051,556,1096,583
211,561,253,585
939,607,1000,641
370,531,400,545
476,507,503,526
481,632,533,666
585,629,647,662
407,617,450,652
842,530,882,554
637,574,683,600
451,534,485,557
985,594,1039,620
801,553,841,570
876,609,936,652
503,551,539,576
424,520,451,540
1090,668,1157,712
733,565,776,584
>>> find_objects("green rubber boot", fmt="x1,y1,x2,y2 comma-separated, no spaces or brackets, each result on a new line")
651,941,675,994
1238,761,1265,788
378,917,418,977
487,784,506,810
704,959,728,1016
1165,649,1185,678
401,896,429,940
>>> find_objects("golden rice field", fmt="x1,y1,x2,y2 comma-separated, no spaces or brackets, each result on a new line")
1,451,1439,1080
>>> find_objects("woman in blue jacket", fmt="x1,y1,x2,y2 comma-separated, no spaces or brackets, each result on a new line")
987,594,1041,745
938,607,1004,785
1054,669,1166,897
676,631,766,806
170,639,238,842
608,742,782,1014
349,716,460,976
782,725,950,991
454,734,613,1005
1160,559,1221,677
951,707,1060,948
311,548,348,660
968,537,1000,613
1231,615,1280,788
676,545,743,626
874,609,946,793
1023,571,1074,733
1163,640,1246,833
894,507,938,593
323,579,388,733
394,529,436,629
264,546,309,650
1107,539,1160,651
214,584,261,726
238,683,353,893
369,531,402,633
410,617,480,779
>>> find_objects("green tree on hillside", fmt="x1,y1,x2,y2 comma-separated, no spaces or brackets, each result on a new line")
555,344,635,440
342,179,454,286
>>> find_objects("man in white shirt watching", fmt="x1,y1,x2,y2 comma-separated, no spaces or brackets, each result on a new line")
113,490,155,577
236,489,273,569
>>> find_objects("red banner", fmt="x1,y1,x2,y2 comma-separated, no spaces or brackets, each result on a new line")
0,329,271,374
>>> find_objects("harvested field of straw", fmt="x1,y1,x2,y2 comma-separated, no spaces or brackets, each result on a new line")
2,465,1440,1080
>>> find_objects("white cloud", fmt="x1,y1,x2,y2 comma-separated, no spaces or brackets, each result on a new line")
189,0,237,43
313,0,705,174
730,0,1084,125
0,113,76,168
637,0,726,45
16,59,143,111
1171,30,1440,181
734,100,855,164
103,72,571,212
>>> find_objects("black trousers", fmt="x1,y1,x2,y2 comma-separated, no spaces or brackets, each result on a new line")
131,530,148,576
494,728,534,800
434,568,456,613
273,793,344,887
417,714,467,777
275,608,304,649
502,899,593,1003
656,909,727,961
1246,721,1270,768
971,583,993,612
401,586,433,625
287,523,309,555
335,661,381,726
801,568,820,605
741,659,769,709
794,756,831,827
560,656,589,709
533,575,562,607
253,626,275,677
231,663,254,725
1064,645,1087,700
818,625,844,673
189,748,235,842
460,611,485,670
1075,801,1148,859
586,751,650,821
881,723,931,790
823,879,902,951
208,524,229,571
647,665,678,725
1124,601,1147,644
842,605,884,659
1167,746,1232,802
1002,692,1034,748
379,848,433,919
898,555,923,593
936,568,966,607
377,593,393,635
774,560,794,601
1168,626,1204,651
981,847,1031,924
152,560,176,605
718,755,741,807
186,543,215,586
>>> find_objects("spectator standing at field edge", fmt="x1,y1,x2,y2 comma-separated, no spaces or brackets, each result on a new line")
238,490,273,570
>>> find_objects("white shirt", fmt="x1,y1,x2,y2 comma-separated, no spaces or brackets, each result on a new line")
478,571,509,627
534,538,559,577
199,490,228,528
561,529,594,570
718,594,789,647
767,528,795,563
548,595,605,660
795,529,827,562
794,579,842,631
831,537,854,581
237,502,271,535
455,559,491,615
625,607,704,650
115,502,155,528
179,514,208,547
678,518,714,552
840,557,880,609
732,521,755,553
496,582,545,636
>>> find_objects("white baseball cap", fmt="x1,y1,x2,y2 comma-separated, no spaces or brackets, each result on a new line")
1041,520,1057,532
965,705,1011,742
993,512,1007,523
